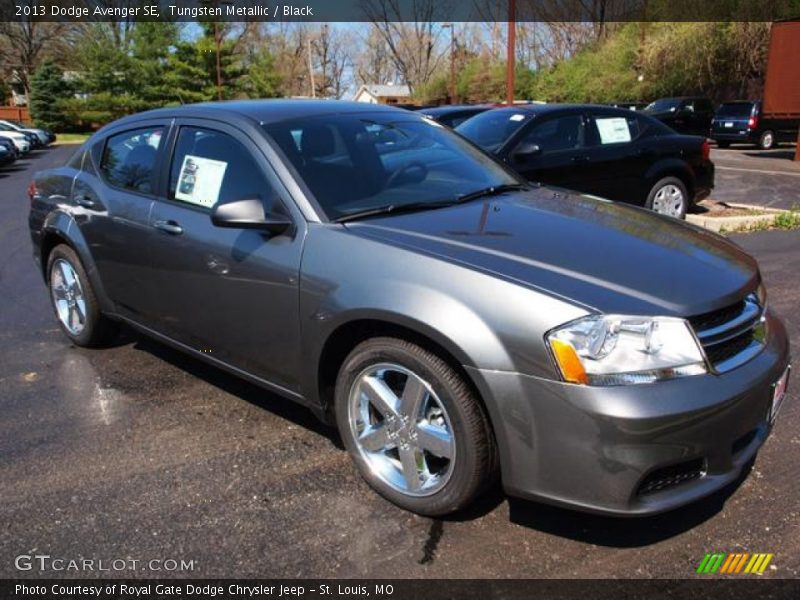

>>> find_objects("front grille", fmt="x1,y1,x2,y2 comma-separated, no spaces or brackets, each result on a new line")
688,300,746,332
689,293,764,372
637,458,705,496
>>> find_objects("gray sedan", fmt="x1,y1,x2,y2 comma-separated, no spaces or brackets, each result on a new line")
28,100,790,516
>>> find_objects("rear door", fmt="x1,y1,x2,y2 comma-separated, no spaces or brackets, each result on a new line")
146,120,305,391
71,122,167,321
583,111,646,203
506,113,592,191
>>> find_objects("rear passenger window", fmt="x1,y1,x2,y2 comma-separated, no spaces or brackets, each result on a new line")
169,127,277,211
589,115,639,145
99,127,163,194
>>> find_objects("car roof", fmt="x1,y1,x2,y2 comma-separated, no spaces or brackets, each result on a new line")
96,99,410,133
419,104,493,116
478,103,637,117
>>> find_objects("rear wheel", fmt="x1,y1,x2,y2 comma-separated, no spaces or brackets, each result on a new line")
716,141,730,149
646,176,688,219
47,244,118,347
335,337,496,516
758,130,775,150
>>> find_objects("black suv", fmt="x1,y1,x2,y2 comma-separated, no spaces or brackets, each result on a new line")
643,97,714,136
711,101,800,150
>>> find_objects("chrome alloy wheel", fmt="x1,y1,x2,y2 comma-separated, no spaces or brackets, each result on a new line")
651,183,685,217
348,363,456,496
50,258,87,335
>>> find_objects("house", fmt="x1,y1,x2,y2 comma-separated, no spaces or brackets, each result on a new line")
354,84,412,105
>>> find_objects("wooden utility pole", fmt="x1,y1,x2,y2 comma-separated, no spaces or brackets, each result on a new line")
307,37,316,98
506,0,516,105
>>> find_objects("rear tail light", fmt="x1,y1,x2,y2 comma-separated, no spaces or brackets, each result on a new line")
27,180,37,202
702,139,711,161
748,116,758,129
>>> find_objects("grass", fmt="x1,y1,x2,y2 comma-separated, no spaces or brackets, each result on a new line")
720,206,800,234
53,132,92,144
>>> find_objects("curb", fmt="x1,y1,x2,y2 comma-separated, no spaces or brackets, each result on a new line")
686,203,788,233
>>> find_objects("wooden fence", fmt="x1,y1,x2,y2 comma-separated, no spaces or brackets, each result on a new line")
0,107,32,124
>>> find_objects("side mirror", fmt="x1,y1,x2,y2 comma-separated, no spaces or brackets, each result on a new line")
512,142,541,163
211,198,292,235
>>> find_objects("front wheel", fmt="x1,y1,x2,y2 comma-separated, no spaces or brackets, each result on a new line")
646,176,688,219
335,337,497,516
47,244,118,347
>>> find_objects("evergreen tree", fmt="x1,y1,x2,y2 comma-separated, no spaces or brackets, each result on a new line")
29,62,74,131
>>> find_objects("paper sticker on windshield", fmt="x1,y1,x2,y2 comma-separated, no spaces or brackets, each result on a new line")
510,114,526,121
175,154,228,208
595,117,631,144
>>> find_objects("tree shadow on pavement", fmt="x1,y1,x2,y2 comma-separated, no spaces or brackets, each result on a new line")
505,461,753,547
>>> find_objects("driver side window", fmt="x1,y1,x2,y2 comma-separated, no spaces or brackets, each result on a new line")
169,127,278,212
517,115,585,154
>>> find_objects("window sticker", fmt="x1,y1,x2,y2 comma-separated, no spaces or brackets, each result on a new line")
595,117,632,144
174,154,228,208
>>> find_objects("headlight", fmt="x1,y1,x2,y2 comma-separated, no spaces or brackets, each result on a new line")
756,282,767,309
547,315,707,386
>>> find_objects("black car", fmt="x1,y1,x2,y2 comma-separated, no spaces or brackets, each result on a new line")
711,101,800,150
456,104,714,219
608,102,648,111
643,97,714,136
419,104,494,128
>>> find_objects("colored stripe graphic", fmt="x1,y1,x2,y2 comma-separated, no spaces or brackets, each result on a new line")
697,552,773,574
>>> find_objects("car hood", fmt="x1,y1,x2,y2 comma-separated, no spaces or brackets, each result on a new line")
344,188,759,316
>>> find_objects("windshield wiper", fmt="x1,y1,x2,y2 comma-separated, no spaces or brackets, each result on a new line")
335,199,460,223
452,183,529,204
335,183,529,224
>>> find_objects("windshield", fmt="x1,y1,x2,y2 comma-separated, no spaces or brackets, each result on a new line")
644,98,682,112
263,113,518,221
715,103,754,118
455,109,532,150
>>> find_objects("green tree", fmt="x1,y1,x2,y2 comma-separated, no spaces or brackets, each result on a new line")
29,61,74,131
240,49,283,99
130,22,181,108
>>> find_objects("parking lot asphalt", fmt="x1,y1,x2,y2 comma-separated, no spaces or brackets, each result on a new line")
710,146,800,210
0,145,798,579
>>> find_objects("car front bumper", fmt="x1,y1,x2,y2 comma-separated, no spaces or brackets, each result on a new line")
467,310,790,516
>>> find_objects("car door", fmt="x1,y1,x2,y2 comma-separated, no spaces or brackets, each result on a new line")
71,123,167,321
582,111,645,203
505,113,592,192
146,120,305,392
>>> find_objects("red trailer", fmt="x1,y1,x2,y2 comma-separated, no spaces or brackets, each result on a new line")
762,21,800,160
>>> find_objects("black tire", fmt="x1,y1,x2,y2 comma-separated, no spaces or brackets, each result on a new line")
46,244,118,347
716,141,730,149
334,337,497,516
758,130,775,150
645,176,689,219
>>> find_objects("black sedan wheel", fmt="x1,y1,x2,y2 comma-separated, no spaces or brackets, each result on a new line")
335,337,497,515
646,177,688,219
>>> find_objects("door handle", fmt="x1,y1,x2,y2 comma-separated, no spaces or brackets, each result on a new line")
153,220,183,235
74,195,98,209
